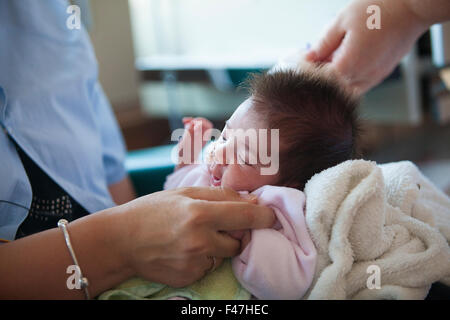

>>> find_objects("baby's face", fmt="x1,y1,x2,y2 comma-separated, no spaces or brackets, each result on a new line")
207,98,280,192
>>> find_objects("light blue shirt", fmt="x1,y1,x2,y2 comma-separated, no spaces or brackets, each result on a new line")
0,0,127,240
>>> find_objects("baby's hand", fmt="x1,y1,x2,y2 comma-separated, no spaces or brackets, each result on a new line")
177,117,213,168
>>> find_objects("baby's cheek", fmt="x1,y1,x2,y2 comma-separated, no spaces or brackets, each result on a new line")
224,167,265,192
221,166,248,190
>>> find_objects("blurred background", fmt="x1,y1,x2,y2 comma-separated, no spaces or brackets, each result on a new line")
78,0,450,194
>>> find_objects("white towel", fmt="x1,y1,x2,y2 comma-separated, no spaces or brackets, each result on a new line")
303,160,450,299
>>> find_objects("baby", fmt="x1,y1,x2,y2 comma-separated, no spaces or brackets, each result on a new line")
164,67,360,299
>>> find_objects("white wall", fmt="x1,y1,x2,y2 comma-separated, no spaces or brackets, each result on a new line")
129,0,353,59
88,0,140,109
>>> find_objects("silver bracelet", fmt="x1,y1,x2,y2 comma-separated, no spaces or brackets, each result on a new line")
57,219,90,299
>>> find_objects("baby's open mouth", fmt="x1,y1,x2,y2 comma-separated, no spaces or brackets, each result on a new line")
211,174,221,187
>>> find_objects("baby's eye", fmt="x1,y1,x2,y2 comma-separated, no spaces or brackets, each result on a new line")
219,126,230,142
219,133,227,143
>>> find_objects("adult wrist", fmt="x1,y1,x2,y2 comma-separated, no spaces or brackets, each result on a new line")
55,205,136,298
95,205,136,279
399,0,435,30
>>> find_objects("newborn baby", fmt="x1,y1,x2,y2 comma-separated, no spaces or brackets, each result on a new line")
164,68,360,299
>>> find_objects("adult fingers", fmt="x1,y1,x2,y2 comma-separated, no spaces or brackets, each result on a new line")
178,187,258,204
209,231,241,258
213,257,224,271
203,256,224,276
306,21,345,62
205,201,275,231
330,33,377,96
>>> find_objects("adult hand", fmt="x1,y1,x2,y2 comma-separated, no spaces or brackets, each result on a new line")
305,0,430,95
114,186,275,288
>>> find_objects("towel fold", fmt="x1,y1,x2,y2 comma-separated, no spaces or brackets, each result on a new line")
303,160,450,299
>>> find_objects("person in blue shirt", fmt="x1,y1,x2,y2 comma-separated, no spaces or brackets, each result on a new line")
0,0,274,299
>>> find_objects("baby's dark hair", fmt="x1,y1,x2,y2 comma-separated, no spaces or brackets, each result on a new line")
245,67,361,190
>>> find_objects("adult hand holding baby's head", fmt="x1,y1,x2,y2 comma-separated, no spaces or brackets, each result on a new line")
305,0,430,95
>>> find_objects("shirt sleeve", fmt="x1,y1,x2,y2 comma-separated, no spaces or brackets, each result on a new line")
92,81,127,186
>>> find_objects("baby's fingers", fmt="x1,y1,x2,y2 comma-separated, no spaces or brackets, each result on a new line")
182,117,194,125
203,118,214,130
191,117,213,129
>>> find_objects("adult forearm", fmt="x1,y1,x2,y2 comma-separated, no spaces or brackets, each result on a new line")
403,0,450,26
0,187,276,298
0,206,133,299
